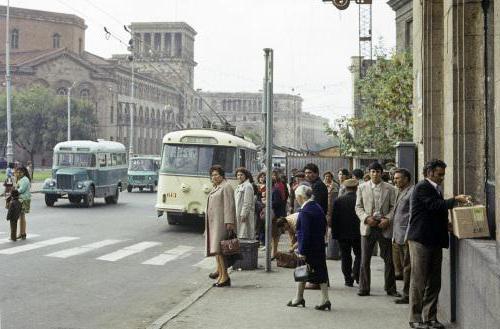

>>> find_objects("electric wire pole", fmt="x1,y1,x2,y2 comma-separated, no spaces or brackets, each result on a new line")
263,48,273,272
5,0,13,164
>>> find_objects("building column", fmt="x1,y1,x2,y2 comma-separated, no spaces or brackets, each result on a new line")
494,0,500,259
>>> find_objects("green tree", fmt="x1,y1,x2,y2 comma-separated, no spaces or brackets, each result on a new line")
0,86,97,171
326,51,413,157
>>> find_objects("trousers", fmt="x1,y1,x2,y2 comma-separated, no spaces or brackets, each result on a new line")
338,238,361,284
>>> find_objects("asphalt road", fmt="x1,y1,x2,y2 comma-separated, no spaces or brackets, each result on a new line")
0,190,212,329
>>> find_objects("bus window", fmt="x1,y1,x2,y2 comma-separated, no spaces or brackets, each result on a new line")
99,154,106,167
112,153,118,166
106,153,112,167
161,144,235,175
57,153,95,167
239,149,246,167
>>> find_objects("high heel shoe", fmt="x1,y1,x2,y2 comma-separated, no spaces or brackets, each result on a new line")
213,278,231,287
314,300,331,311
208,272,219,279
286,299,305,307
21,234,26,240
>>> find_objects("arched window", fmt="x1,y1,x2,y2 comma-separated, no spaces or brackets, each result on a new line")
53,33,61,48
80,89,90,100
11,29,19,49
56,87,67,96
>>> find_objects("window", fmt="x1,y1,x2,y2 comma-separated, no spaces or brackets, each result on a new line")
239,149,246,167
161,145,235,176
56,153,96,167
78,38,83,54
99,153,107,167
11,29,19,49
53,33,61,48
174,33,182,57
405,20,413,50
57,87,68,96
80,89,90,100
106,153,112,167
164,33,172,57
154,33,161,52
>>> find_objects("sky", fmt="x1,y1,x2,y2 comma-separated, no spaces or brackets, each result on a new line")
5,0,396,123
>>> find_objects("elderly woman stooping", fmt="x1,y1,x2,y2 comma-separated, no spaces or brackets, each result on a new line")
287,184,331,311
234,167,256,240
205,165,236,287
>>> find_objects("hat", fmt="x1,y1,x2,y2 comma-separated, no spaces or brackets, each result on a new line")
343,179,359,188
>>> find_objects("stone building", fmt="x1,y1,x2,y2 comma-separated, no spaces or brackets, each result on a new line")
388,1,499,328
195,91,329,150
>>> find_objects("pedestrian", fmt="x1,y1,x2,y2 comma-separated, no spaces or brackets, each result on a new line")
324,170,340,261
271,173,287,259
363,173,371,182
256,172,266,244
234,167,256,240
6,189,22,241
3,162,15,197
287,185,331,311
391,168,414,304
26,160,33,180
205,165,236,287
276,213,298,252
355,161,400,297
352,168,364,183
331,178,361,287
304,163,328,214
289,171,306,213
337,168,350,197
323,171,336,222
406,160,469,329
14,166,31,240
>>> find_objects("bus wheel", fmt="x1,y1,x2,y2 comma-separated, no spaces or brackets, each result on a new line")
45,195,57,207
105,187,119,204
127,185,133,193
83,188,95,208
139,187,143,192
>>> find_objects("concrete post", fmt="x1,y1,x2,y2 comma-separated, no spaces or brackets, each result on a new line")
494,0,500,260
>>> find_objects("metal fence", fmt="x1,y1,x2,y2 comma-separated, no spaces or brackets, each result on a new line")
286,156,351,178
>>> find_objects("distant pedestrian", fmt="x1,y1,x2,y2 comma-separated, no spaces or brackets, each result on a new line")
256,172,266,244
271,174,287,259
26,161,33,180
234,167,256,240
406,160,469,329
15,166,31,240
391,168,414,304
352,168,364,183
289,171,306,213
337,168,350,197
205,165,236,287
3,162,15,197
304,163,328,214
331,179,361,287
355,162,399,297
287,185,330,311
323,171,336,221
6,189,22,241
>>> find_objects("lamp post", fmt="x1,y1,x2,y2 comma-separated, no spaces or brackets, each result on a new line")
5,0,13,164
67,82,75,141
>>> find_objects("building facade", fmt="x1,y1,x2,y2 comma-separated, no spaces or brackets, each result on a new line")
388,1,499,328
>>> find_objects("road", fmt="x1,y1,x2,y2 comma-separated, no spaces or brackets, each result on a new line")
0,190,212,329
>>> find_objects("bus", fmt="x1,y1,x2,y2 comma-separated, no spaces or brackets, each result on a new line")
41,140,128,207
127,155,161,192
156,129,258,225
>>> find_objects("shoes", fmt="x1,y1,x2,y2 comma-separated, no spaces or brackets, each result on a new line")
10,238,17,242
344,281,354,287
305,283,320,290
395,274,404,281
18,233,26,240
208,272,219,280
314,300,331,311
286,299,305,307
357,291,370,296
213,278,231,287
409,322,429,329
425,320,445,329
387,290,402,298
395,296,409,304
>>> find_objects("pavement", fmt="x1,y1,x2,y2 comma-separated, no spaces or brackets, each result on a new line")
157,248,413,329
0,181,43,195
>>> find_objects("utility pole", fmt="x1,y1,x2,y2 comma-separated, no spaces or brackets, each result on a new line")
5,0,13,164
263,48,273,272
124,27,135,158
67,82,75,141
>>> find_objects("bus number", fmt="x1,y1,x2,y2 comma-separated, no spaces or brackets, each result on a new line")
166,192,177,198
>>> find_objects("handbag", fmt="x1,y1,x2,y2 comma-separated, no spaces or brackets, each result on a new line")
276,252,298,268
220,230,240,256
293,261,311,282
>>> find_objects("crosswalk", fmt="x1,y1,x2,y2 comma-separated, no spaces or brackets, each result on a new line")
0,233,213,269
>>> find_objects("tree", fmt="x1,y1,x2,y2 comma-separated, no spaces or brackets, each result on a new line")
0,86,97,171
326,51,413,157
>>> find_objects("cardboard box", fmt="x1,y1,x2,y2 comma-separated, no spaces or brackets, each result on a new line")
452,205,490,239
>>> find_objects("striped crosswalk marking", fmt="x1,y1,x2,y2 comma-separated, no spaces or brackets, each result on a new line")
193,257,216,270
0,237,79,255
46,239,123,259
0,234,40,245
97,241,161,262
142,245,195,266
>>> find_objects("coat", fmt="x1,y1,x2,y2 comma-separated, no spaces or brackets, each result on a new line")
234,180,256,239
407,179,455,248
6,197,22,222
355,181,396,238
331,191,360,240
205,180,236,256
392,185,414,245
310,177,329,215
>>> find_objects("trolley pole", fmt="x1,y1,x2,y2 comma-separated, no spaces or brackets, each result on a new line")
263,48,273,272
5,0,13,164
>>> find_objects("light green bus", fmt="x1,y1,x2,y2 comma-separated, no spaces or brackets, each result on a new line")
127,156,161,192
41,140,128,207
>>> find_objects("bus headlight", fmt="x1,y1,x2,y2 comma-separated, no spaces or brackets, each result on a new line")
49,181,56,187
181,183,190,193
77,182,84,189
202,184,211,194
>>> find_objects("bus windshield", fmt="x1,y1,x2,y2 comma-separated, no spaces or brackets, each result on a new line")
161,144,235,176
56,153,96,167
129,158,156,171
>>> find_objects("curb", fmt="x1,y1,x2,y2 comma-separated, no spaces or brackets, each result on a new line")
146,284,213,329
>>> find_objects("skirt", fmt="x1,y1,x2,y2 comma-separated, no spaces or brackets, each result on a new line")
305,252,329,284
21,199,31,214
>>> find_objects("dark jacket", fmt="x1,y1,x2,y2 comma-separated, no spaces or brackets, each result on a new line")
271,185,286,218
310,177,328,215
6,197,22,222
297,200,326,256
330,191,361,240
407,179,455,248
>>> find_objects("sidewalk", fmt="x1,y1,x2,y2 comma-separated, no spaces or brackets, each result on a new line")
0,181,43,195
158,250,411,329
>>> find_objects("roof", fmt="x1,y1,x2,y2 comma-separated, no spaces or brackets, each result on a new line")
0,6,86,29
54,140,126,153
0,49,62,66
163,129,256,150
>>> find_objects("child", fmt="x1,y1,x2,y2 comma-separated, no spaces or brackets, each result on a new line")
6,189,22,241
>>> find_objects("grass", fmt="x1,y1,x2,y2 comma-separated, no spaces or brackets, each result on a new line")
32,170,52,182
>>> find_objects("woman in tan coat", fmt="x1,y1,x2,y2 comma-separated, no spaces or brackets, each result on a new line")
205,165,236,287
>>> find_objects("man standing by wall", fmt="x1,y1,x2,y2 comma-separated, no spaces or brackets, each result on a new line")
406,160,469,329
392,168,414,304
355,162,399,297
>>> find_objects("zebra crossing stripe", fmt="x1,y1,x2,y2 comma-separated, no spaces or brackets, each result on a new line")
97,241,161,262
142,245,195,266
0,234,40,245
0,237,79,255
193,257,216,270
45,239,123,259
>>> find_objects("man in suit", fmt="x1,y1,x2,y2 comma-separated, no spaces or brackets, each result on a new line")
355,162,399,297
331,178,361,287
392,168,414,304
406,160,469,329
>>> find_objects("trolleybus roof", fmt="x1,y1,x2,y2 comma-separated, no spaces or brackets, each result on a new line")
54,140,126,153
162,129,257,150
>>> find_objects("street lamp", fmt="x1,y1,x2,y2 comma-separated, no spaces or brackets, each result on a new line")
67,82,76,141
4,0,13,164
